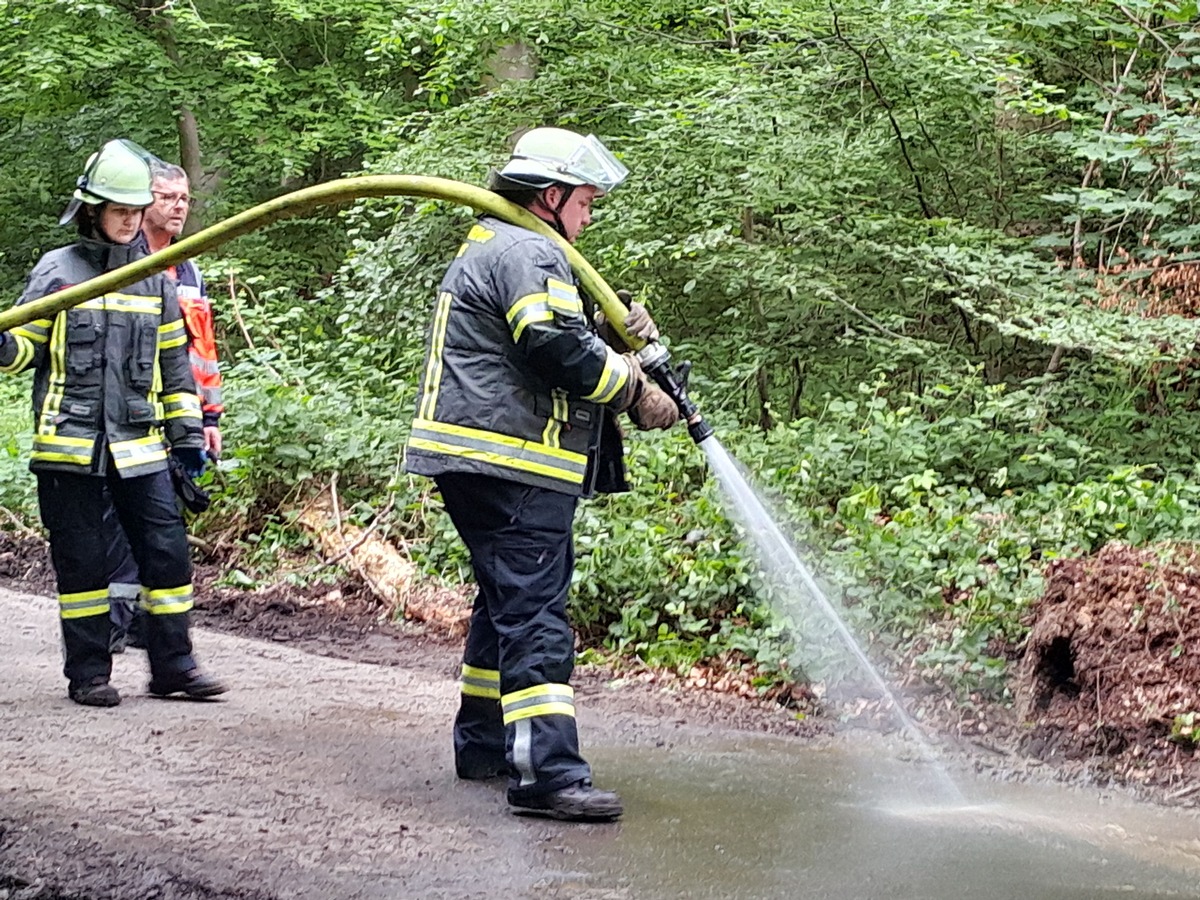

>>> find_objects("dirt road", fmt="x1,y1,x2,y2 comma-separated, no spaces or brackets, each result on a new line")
0,587,668,899
1,584,829,900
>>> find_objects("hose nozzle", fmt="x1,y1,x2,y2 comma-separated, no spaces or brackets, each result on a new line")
636,342,714,445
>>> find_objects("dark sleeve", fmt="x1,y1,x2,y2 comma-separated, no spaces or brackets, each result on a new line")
0,256,65,374
494,237,633,407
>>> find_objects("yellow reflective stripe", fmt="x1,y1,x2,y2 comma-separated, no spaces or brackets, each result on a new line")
507,293,553,343
59,589,110,620
409,437,583,484
541,390,568,449
414,417,586,462
467,224,495,243
504,683,574,704
158,319,187,349
502,683,575,725
583,348,630,404
111,453,168,470
505,702,575,722
462,683,501,699
511,308,553,343
39,314,68,436
78,293,163,315
546,278,582,315
12,320,50,344
1,337,35,373
31,433,94,466
144,584,194,615
33,435,94,447
120,434,164,447
462,664,499,680
110,436,168,470
161,392,201,420
461,664,501,700
419,291,453,422
108,293,162,315
31,453,91,465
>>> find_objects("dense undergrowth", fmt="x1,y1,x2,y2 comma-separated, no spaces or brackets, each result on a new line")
4,0,1200,704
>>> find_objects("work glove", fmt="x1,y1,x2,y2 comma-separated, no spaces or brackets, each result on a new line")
629,381,681,431
619,353,680,431
595,290,660,349
616,289,660,342
171,446,208,480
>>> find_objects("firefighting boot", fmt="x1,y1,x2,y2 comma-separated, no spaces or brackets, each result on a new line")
509,781,623,822
148,668,227,699
68,676,121,708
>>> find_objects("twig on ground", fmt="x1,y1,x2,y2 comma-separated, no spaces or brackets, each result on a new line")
0,507,42,541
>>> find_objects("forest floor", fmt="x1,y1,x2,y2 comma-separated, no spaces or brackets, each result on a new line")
1,533,1199,898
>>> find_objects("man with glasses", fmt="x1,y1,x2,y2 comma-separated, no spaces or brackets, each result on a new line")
109,159,226,654
143,160,224,458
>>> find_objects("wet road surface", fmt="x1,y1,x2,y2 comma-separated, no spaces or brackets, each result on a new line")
2,588,1199,899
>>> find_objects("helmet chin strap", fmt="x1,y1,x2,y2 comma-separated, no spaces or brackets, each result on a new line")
538,184,576,239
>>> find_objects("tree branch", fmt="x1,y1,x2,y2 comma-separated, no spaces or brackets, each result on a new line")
830,5,934,219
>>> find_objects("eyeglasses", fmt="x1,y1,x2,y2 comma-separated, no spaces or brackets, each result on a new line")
152,191,197,209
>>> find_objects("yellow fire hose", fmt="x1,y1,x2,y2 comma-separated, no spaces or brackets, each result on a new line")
0,174,712,442
0,175,642,348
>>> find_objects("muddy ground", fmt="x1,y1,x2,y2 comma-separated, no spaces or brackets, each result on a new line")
2,533,1200,897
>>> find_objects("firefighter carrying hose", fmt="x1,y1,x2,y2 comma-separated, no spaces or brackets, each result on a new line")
404,127,679,821
0,139,225,706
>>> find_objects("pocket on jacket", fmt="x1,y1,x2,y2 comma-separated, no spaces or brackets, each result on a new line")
66,312,100,375
127,320,158,390
54,399,97,427
125,397,157,426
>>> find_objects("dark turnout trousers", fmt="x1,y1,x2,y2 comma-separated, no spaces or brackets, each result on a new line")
37,467,197,688
436,472,591,801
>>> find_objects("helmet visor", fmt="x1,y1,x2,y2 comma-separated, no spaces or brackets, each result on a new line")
512,133,629,194
563,135,629,194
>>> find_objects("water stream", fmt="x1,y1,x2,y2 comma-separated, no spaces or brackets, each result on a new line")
700,435,966,803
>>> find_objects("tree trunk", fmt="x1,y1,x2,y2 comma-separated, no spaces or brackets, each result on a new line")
176,105,204,234
132,0,205,230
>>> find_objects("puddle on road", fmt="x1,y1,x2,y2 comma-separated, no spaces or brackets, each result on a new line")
541,736,1200,899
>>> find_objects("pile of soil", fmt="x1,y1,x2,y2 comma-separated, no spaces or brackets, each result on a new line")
1013,541,1200,796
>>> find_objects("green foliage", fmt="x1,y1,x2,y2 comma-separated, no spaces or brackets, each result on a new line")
1170,711,1200,745
0,379,36,524
13,0,1200,704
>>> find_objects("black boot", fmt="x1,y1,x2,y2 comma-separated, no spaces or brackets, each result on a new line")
509,781,623,822
68,676,121,708
148,668,227,699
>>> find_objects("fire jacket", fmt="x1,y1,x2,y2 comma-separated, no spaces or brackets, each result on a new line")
404,216,633,497
0,238,203,478
133,235,224,426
